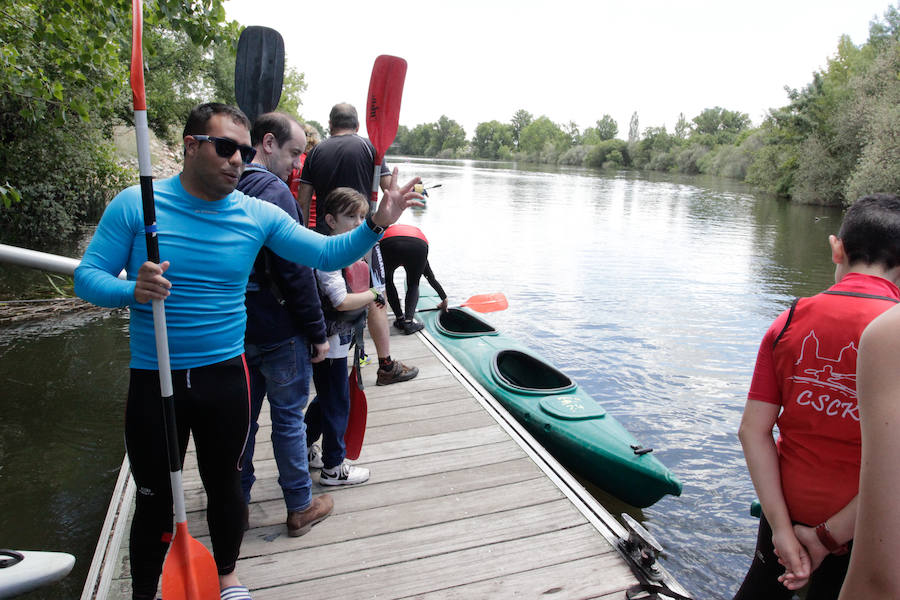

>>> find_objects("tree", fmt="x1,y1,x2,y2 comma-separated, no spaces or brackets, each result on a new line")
510,109,533,148
627,111,640,143
563,121,581,146
518,116,568,155
435,115,467,154
472,120,514,159
674,113,690,140
0,0,235,238
595,114,618,141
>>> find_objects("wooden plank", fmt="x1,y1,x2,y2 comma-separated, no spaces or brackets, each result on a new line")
183,425,509,482
250,525,610,600
227,501,591,593
400,554,636,600
190,475,563,539
184,439,526,509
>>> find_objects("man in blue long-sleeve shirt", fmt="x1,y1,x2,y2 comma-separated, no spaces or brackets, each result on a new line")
74,103,421,600
237,112,334,538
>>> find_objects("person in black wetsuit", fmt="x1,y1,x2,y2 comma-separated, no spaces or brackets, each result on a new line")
379,223,448,334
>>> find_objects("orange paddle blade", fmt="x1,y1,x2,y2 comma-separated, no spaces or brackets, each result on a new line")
461,292,508,313
161,521,220,600
344,365,368,461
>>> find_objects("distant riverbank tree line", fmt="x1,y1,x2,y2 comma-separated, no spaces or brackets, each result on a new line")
2,2,897,246
390,4,900,207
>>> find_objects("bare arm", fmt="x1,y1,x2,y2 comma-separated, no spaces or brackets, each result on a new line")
739,399,811,584
839,305,900,598
787,497,857,589
297,182,314,228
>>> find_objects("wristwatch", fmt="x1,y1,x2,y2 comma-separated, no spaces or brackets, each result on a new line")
815,522,849,555
365,214,385,235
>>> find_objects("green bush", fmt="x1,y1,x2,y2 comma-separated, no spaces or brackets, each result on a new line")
0,121,131,242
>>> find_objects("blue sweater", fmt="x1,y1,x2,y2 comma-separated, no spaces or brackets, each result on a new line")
75,175,379,369
238,166,327,346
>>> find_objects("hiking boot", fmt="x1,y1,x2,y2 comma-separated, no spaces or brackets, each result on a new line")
319,461,370,486
307,444,324,469
401,319,424,335
376,360,418,385
286,494,334,537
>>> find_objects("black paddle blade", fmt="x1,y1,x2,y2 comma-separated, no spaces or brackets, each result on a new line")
234,26,285,123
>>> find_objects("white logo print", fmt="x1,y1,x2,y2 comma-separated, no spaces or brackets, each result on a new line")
788,330,859,421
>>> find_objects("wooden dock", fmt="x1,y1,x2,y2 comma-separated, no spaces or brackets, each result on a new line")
82,327,689,599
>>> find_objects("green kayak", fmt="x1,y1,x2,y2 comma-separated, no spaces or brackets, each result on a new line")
417,291,683,508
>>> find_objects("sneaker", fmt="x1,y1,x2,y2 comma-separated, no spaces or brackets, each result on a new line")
286,494,334,537
307,444,324,469
376,360,419,385
401,319,424,335
358,352,372,367
319,461,370,486
392,317,405,331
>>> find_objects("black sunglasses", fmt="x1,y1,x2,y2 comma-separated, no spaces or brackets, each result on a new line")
191,135,257,164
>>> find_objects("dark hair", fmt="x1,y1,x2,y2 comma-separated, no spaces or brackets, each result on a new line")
839,193,900,269
321,187,368,231
329,103,359,131
182,103,251,139
251,112,300,147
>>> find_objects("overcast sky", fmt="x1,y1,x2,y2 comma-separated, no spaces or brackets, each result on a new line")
224,0,895,138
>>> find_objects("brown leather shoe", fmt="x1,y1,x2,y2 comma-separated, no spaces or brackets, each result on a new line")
286,494,334,537
376,360,419,385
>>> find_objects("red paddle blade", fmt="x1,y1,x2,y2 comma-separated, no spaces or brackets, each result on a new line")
344,365,368,460
462,292,508,313
161,522,219,600
366,55,407,164
129,0,146,110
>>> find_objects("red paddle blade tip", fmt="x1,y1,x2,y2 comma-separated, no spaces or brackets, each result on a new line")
366,55,407,162
161,522,219,600
130,0,146,110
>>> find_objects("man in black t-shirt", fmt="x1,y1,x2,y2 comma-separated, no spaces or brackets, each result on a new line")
298,103,418,386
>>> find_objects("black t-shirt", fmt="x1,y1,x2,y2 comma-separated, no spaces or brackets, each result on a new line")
299,133,390,232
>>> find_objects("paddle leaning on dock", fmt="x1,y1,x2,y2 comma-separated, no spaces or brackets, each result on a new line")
416,287,683,508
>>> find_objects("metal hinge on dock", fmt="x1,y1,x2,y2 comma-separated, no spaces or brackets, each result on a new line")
620,514,693,600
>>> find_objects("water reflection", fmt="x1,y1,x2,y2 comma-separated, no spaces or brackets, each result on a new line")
393,158,841,599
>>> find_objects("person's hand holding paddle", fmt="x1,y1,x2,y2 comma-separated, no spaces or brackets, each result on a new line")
370,168,424,228
134,260,171,303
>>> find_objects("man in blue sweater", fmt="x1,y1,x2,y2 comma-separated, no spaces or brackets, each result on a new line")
237,112,333,538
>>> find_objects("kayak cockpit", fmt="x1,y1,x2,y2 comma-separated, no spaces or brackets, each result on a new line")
491,349,577,395
436,307,499,338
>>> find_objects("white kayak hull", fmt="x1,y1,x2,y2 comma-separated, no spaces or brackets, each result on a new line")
0,550,75,598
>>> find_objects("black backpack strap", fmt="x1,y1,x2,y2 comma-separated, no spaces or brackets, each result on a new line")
822,290,900,303
772,298,800,350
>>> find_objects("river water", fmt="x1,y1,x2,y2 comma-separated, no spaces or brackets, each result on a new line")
0,159,843,599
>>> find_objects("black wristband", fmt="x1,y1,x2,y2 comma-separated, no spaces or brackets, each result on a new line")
365,214,385,235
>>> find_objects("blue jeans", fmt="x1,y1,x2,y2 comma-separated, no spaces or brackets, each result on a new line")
241,336,312,512
307,357,350,469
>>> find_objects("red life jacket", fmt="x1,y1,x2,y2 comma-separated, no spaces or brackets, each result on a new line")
382,224,427,243
772,288,898,525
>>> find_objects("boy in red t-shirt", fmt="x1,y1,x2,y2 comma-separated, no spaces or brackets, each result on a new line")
734,193,900,600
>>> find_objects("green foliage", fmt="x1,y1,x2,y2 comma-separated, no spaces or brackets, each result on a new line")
510,109,533,148
0,121,130,240
627,111,640,143
393,116,465,156
585,139,629,168
0,0,235,242
277,66,308,121
472,120,514,159
596,114,619,141
517,116,568,157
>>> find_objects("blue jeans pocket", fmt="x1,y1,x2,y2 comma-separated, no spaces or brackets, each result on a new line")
258,339,299,386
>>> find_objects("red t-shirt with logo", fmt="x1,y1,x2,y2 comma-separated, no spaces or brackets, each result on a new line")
748,273,900,525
